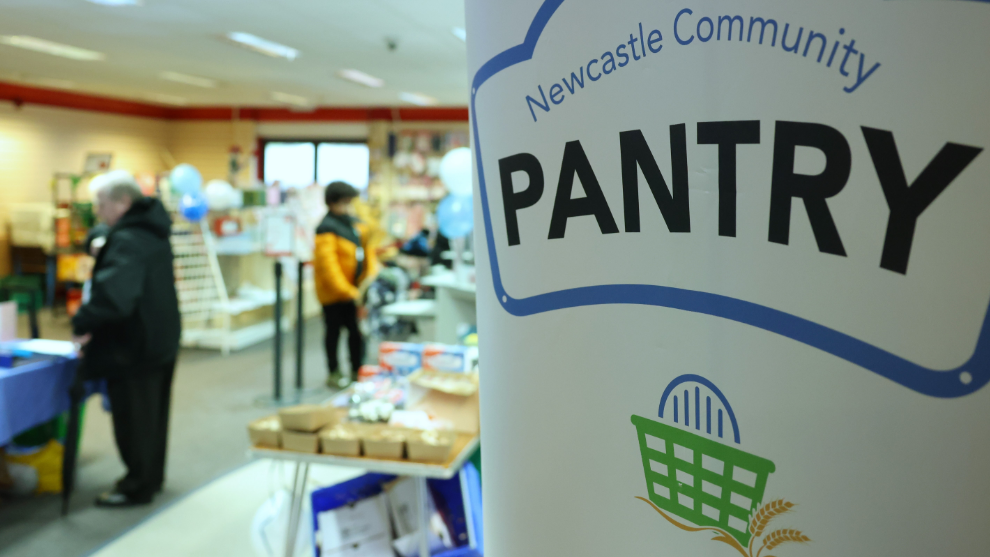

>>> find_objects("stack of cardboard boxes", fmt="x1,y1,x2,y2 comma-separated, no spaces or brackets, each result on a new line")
247,371,477,464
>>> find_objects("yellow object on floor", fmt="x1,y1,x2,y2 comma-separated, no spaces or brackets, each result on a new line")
6,440,63,494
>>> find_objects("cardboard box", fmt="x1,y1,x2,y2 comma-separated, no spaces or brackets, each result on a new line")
247,415,281,448
422,344,477,372
378,342,423,376
361,427,408,459
278,404,337,432
406,430,456,463
281,430,319,453
319,424,362,457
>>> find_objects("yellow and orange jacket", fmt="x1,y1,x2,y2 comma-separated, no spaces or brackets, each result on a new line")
313,212,378,306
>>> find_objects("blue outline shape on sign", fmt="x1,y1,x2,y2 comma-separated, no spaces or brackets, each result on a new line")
469,0,990,398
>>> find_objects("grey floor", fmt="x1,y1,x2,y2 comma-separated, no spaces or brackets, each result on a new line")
0,310,342,557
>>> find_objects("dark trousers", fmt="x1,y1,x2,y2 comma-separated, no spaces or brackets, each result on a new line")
106,360,175,498
323,301,364,374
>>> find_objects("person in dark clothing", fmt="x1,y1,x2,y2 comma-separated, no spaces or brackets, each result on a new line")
71,171,181,507
313,182,378,388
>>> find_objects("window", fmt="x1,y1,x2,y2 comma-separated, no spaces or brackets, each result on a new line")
263,142,315,188
317,143,370,189
262,140,369,190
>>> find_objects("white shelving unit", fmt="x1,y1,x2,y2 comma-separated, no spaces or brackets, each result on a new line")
171,219,292,355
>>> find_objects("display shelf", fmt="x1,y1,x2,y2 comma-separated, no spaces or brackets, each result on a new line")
213,234,262,255
173,219,299,354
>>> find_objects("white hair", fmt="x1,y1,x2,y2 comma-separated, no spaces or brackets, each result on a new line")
89,170,143,202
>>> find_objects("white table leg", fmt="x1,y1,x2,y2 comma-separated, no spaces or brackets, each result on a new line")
284,461,310,557
417,476,430,557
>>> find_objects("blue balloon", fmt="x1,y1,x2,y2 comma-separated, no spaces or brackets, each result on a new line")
171,163,203,195
437,194,474,239
178,192,209,222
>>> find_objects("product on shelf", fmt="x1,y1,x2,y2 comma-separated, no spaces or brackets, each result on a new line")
378,342,423,376
422,344,474,372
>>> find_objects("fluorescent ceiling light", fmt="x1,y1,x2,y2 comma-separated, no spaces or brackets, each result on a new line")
337,69,384,88
145,92,188,106
226,32,298,60
0,36,105,61
271,91,311,107
160,71,217,88
399,92,439,106
451,27,466,41
86,0,142,5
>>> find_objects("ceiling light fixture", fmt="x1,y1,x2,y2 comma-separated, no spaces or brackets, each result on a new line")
337,69,385,88
86,0,142,6
271,91,311,107
399,92,439,106
451,27,466,42
145,92,188,106
0,36,105,61
160,71,217,88
226,32,299,60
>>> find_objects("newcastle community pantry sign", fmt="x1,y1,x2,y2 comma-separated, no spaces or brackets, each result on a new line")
468,1,990,556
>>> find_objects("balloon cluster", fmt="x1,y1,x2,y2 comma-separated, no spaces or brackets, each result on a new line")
436,147,475,239
170,163,209,222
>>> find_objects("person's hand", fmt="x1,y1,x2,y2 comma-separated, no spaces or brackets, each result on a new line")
71,333,92,355
357,305,369,320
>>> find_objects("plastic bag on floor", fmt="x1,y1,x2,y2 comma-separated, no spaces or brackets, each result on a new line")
251,489,314,557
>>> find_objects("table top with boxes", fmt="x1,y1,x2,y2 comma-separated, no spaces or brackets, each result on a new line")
248,367,480,480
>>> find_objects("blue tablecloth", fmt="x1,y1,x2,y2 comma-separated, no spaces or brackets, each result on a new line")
0,357,80,447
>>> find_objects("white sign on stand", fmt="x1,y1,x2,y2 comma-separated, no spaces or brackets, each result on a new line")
263,208,295,257
468,1,990,556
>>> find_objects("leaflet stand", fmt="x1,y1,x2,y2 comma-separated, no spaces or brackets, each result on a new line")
257,209,295,406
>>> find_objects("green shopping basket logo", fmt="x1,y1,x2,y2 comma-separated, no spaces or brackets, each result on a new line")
632,375,811,557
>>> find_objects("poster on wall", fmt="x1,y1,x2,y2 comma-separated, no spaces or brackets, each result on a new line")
466,0,989,555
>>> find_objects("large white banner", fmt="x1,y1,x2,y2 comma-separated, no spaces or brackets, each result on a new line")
467,0,990,555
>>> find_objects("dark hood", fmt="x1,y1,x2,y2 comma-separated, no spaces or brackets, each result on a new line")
317,212,361,245
112,197,172,239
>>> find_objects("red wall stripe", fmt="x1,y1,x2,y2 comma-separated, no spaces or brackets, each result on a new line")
0,81,469,122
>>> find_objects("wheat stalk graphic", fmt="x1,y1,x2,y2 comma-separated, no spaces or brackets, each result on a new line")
638,497,811,557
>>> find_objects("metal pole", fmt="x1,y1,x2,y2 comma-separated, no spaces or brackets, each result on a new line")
284,462,309,557
295,260,304,392
274,260,283,402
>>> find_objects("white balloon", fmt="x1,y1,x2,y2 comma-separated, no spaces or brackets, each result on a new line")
204,179,235,210
438,147,473,196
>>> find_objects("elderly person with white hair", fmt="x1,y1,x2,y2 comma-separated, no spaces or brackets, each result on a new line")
71,170,180,507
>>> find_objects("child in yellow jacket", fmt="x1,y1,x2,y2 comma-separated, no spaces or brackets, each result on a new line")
313,181,378,387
